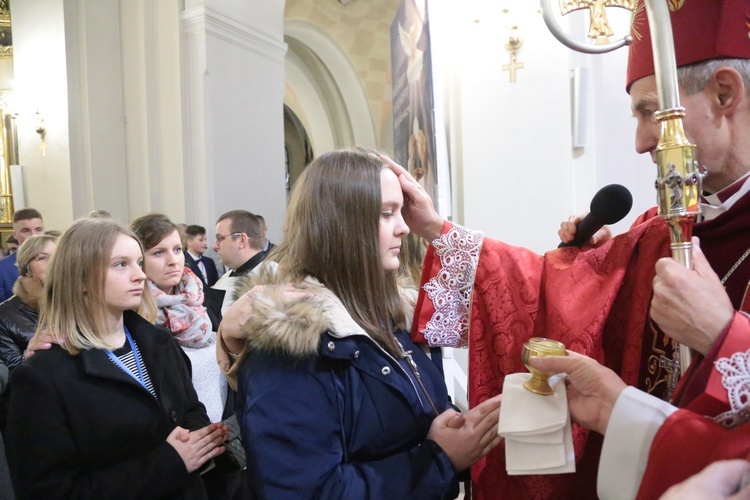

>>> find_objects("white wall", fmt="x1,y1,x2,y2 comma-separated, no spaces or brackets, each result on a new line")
119,0,187,222
284,49,337,155
181,1,287,243
12,0,199,228
11,0,288,241
435,1,655,253
439,1,575,253
11,0,75,231
566,9,656,238
64,0,130,222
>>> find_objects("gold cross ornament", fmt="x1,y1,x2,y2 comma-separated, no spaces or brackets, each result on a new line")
503,26,524,83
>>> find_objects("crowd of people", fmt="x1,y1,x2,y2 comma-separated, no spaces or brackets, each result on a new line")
0,1,748,499
0,208,278,499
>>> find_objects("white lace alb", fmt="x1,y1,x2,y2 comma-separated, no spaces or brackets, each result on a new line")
421,224,483,348
712,349,750,429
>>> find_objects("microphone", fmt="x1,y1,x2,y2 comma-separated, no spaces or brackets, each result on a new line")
558,184,633,248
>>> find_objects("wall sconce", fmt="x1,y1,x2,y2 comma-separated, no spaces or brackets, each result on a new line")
34,109,46,157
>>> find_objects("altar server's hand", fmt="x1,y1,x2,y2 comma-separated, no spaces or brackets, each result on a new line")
529,352,626,435
558,212,612,248
381,155,444,241
660,459,750,500
651,237,734,355
427,394,503,471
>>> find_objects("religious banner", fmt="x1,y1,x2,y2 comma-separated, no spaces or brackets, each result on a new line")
390,0,438,204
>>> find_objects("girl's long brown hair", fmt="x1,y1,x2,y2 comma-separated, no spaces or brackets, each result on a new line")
269,148,407,357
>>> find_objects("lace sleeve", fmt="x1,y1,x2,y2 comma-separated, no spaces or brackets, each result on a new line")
421,224,484,348
713,349,750,428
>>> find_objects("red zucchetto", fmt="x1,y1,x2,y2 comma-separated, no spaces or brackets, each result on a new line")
626,0,750,92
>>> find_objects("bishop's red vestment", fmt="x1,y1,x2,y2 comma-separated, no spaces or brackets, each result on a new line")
412,192,750,499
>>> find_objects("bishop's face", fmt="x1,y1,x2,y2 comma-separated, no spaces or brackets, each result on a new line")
630,74,733,194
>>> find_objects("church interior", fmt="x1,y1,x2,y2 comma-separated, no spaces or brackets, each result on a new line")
1,0,662,406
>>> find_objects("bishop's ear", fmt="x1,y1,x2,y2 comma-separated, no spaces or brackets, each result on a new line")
709,66,745,113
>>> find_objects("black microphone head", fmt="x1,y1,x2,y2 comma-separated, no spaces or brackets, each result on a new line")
589,184,633,225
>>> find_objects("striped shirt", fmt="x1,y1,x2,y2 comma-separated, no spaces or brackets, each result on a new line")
109,340,157,398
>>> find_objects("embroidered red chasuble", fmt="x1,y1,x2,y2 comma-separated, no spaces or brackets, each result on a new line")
413,193,750,499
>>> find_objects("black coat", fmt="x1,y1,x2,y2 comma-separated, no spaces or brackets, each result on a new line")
0,295,38,371
6,310,211,499
0,282,42,434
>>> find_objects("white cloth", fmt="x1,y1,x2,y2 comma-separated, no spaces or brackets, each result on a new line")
181,338,229,423
497,373,575,475
213,261,278,316
212,271,239,316
597,386,678,500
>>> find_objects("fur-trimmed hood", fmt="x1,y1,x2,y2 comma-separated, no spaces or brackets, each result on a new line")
12,276,44,311
224,274,417,358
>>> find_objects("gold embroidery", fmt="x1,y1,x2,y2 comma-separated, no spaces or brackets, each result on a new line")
667,0,684,11
629,0,684,51
644,314,678,400
560,0,637,45
630,1,645,47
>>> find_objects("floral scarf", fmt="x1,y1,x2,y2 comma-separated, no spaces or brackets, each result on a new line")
148,267,213,348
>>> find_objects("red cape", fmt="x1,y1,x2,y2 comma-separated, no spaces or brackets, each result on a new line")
415,217,669,498
413,193,750,499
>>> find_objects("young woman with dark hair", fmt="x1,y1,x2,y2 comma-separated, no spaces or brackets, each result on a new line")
219,148,502,498
130,213,227,424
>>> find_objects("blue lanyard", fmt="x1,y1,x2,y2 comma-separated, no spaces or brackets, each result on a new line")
104,327,147,391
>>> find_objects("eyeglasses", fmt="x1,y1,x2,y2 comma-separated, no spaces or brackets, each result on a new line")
34,253,50,263
215,232,244,244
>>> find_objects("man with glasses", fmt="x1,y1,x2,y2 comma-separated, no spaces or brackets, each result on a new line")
211,210,266,315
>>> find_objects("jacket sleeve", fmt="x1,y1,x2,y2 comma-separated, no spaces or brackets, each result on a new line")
241,355,457,500
0,359,7,395
165,333,211,429
6,362,192,500
0,321,23,372
0,262,13,304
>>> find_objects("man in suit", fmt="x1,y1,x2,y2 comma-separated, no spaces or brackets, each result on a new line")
184,225,219,288
0,209,45,302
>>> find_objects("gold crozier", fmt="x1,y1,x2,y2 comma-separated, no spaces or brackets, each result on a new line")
560,0,638,45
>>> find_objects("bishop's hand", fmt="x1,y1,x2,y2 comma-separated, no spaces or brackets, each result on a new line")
651,237,734,356
380,155,444,241
529,351,626,436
